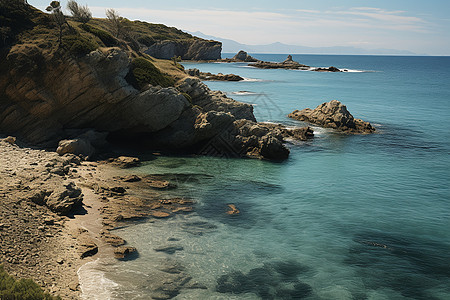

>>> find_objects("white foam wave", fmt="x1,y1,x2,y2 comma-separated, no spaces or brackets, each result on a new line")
229,91,261,96
78,259,119,300
310,126,330,136
242,77,264,82
342,69,365,73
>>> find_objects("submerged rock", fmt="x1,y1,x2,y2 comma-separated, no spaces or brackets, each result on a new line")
114,246,137,260
216,261,313,298
154,245,184,255
288,100,375,134
226,204,240,215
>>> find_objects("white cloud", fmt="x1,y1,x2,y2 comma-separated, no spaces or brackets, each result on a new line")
88,5,438,53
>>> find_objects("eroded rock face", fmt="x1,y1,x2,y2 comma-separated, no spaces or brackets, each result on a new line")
177,77,256,121
144,40,222,60
288,100,375,134
0,45,294,160
0,47,190,146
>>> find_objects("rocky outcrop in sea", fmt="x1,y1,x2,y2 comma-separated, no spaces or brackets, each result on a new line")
187,68,244,81
222,50,259,62
251,55,310,70
288,100,375,134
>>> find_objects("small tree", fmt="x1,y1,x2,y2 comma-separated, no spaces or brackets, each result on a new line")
46,1,66,46
171,55,181,65
67,0,92,24
106,8,122,38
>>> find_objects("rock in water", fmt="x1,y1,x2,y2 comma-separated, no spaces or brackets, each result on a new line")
288,100,375,134
251,55,310,70
314,66,342,72
283,55,294,63
231,50,258,62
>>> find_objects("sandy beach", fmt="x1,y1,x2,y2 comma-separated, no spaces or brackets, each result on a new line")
0,137,194,298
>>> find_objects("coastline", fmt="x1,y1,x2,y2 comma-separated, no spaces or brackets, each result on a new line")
0,137,203,298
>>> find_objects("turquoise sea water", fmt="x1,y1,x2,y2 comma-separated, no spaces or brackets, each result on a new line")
79,54,450,299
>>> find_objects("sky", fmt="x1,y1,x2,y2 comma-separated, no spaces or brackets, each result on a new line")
30,0,450,55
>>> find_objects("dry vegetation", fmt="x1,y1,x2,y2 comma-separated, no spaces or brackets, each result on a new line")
1,0,191,86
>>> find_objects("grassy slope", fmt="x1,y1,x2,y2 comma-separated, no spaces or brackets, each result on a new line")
1,2,193,86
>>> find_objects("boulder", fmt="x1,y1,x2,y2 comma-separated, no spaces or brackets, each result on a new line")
288,127,315,140
288,100,375,134
231,50,258,62
114,246,137,259
1,136,16,145
186,68,200,77
56,138,95,158
111,156,141,168
257,123,314,141
232,120,290,160
259,134,290,160
45,182,83,215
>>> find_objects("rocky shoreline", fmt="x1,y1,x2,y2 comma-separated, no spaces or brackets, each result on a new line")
0,137,214,298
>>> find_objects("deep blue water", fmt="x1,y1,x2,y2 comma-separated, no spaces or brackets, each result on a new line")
79,55,450,299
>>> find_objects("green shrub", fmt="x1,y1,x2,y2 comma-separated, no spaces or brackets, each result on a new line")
136,35,154,46
126,57,175,90
79,23,116,47
0,265,60,300
62,34,98,56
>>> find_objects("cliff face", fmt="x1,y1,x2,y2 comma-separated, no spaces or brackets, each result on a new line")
144,39,222,60
0,3,290,160
0,45,290,159
0,46,186,144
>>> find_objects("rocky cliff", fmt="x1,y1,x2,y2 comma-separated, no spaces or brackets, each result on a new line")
0,3,292,160
144,39,222,60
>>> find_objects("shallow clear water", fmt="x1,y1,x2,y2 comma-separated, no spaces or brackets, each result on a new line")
80,55,450,299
